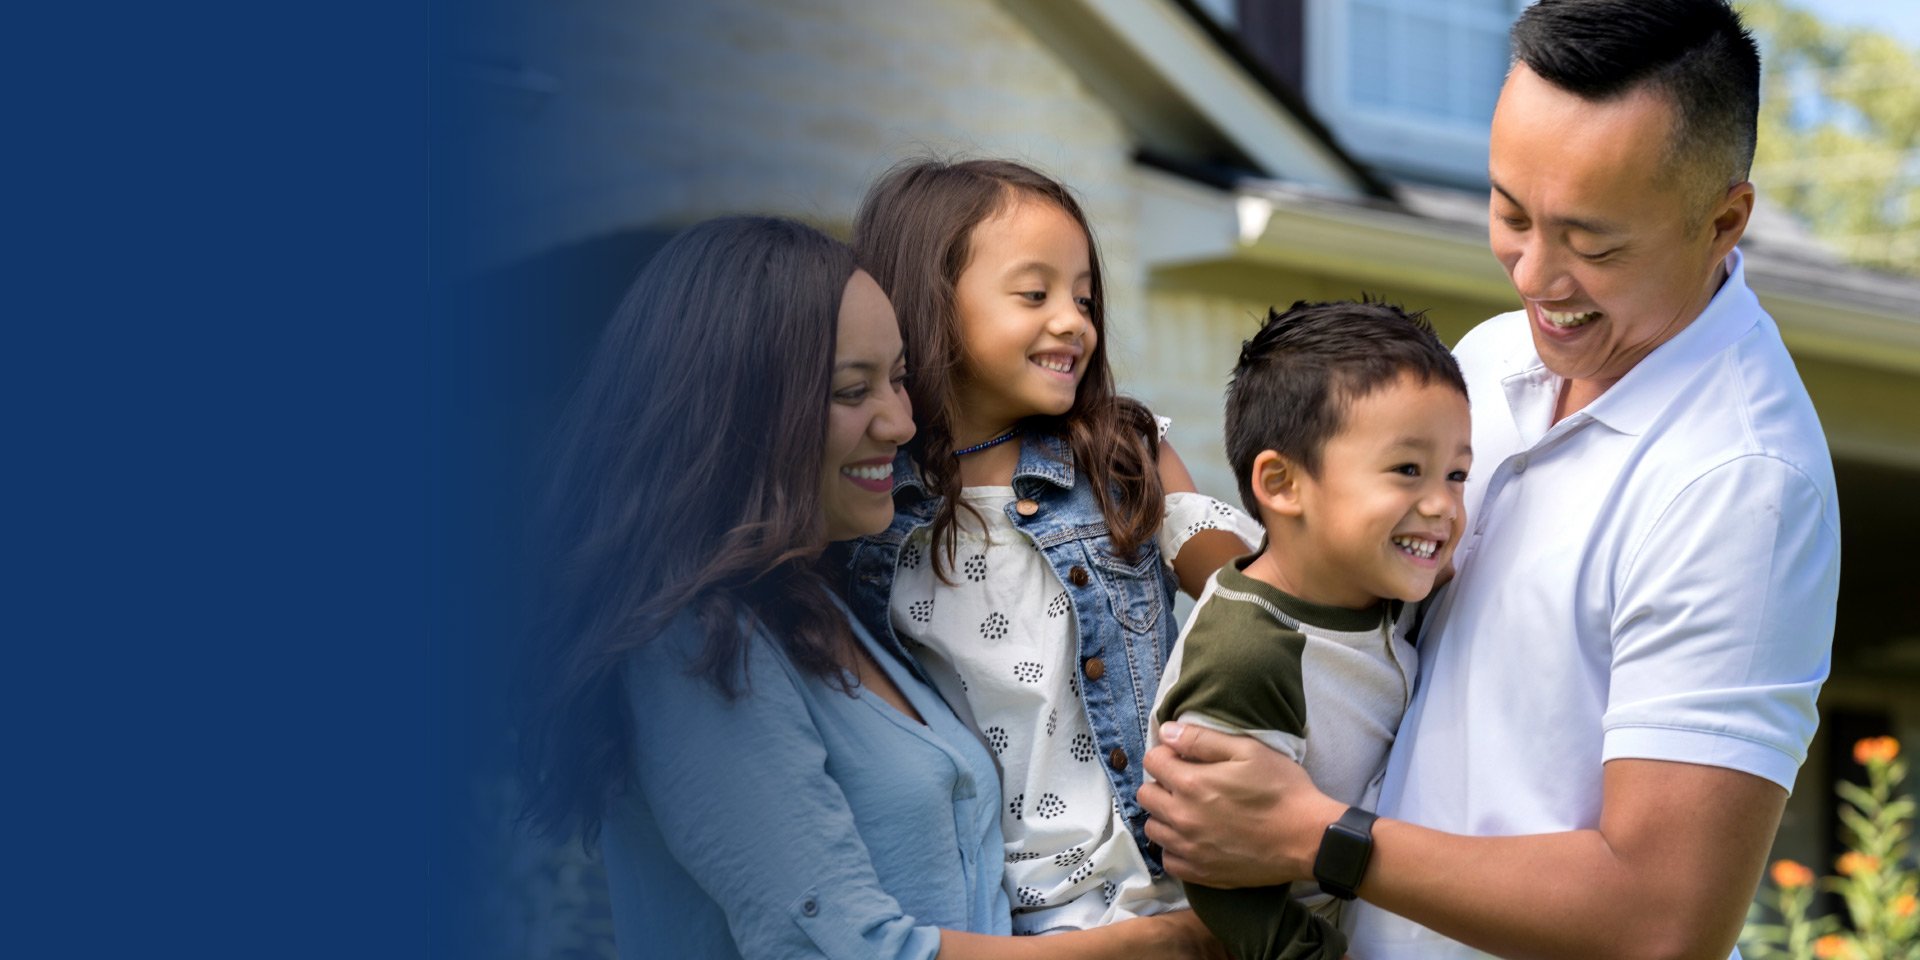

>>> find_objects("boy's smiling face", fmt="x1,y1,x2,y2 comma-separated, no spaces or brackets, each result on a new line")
1264,372,1472,609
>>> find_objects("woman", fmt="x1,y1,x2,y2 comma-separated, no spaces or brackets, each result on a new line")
522,216,1220,959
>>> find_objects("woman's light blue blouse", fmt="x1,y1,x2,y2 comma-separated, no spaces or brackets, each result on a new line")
601,594,1012,959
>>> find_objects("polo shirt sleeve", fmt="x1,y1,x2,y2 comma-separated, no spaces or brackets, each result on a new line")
1603,454,1838,791
622,621,945,960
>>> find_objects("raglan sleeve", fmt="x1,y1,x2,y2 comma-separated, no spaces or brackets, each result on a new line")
1155,605,1310,763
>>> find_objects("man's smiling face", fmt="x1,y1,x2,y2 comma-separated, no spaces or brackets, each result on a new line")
1487,63,1748,399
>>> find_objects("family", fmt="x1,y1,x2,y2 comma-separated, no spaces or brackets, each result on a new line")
522,1,1840,958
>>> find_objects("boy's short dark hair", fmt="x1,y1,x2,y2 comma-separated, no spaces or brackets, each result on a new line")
1226,299,1467,517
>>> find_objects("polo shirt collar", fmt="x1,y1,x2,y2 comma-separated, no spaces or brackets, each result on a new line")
1510,248,1762,438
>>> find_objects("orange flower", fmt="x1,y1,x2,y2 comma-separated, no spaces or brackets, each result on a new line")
1895,893,1917,917
1771,859,1815,888
1853,736,1900,765
1836,851,1881,876
1814,934,1853,959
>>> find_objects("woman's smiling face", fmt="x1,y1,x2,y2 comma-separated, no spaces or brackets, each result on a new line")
820,270,914,543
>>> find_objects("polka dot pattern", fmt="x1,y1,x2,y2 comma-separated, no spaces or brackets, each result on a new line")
1047,592,1070,618
986,726,1009,755
980,611,1008,640
1070,733,1095,762
1182,520,1222,540
881,478,1238,924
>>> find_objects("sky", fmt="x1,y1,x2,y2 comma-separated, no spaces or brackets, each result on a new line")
1784,0,1920,48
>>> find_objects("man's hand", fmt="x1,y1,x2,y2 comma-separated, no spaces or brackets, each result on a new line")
1138,721,1346,889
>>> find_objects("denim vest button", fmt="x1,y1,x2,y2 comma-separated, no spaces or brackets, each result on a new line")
1083,656,1105,681
1015,498,1039,517
1068,565,1089,587
1108,747,1128,770
801,897,819,917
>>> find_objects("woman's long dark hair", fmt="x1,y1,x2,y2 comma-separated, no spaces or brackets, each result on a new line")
521,216,861,844
852,158,1163,573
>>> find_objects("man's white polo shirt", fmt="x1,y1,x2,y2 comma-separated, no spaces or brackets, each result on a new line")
1345,250,1840,960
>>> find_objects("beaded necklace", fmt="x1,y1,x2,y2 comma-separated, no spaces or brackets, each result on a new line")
952,428,1019,458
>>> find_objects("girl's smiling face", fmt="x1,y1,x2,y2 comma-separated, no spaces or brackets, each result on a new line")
948,195,1097,443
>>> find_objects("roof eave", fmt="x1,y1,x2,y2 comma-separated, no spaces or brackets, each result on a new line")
998,0,1382,199
1136,164,1920,374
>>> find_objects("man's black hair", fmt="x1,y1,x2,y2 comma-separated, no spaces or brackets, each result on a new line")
1510,0,1760,194
1226,299,1467,518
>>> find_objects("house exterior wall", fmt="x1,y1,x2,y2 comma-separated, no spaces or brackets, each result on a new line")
1134,268,1513,496
470,0,1152,363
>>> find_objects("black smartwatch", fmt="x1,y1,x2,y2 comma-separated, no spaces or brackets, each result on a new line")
1313,806,1378,900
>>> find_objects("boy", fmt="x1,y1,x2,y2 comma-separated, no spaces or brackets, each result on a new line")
1149,300,1471,960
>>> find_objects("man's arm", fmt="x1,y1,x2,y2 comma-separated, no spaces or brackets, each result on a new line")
1141,724,1784,960
1143,453,1832,958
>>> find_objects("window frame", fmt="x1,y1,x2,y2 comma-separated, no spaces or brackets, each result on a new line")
1303,0,1529,185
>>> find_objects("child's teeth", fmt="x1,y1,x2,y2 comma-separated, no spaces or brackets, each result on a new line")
1392,535,1438,559
1035,357,1074,373
841,464,892,481
1543,309,1598,328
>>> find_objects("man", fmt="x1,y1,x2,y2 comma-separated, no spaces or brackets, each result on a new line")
1137,2,1840,958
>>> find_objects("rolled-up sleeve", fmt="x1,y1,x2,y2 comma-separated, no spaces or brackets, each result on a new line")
1158,491,1265,567
1604,454,1839,791
623,625,945,960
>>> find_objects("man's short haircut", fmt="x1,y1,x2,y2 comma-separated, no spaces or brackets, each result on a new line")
1226,299,1467,517
1510,0,1760,196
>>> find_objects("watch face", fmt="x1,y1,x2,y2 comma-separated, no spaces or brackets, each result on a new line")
1314,813,1375,899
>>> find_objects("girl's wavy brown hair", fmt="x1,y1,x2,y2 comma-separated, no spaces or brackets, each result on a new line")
852,158,1163,574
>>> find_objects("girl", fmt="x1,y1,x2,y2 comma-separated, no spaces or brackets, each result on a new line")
846,160,1260,935
523,216,1220,959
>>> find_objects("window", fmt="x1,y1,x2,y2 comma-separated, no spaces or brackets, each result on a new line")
1305,0,1526,186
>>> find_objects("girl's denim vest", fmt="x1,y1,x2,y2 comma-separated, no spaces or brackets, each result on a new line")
840,431,1181,871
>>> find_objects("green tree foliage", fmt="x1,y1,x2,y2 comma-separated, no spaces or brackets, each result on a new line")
1741,0,1920,274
